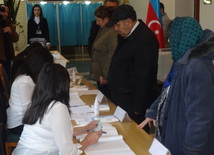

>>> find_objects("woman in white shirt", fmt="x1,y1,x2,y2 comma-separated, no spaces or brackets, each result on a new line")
7,47,54,135
12,63,102,155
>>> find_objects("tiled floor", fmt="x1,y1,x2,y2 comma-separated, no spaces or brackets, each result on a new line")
62,46,97,86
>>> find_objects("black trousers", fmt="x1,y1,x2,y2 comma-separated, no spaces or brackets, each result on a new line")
9,125,24,135
97,82,112,102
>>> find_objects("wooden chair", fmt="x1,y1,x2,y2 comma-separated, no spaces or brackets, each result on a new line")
5,130,19,155
0,64,10,106
0,64,18,154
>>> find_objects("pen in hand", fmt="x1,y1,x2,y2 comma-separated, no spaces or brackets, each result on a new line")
86,130,107,134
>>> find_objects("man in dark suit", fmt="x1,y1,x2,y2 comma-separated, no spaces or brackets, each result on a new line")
106,5,159,133
87,0,118,57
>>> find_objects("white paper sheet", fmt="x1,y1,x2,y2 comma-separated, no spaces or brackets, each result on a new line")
149,138,171,155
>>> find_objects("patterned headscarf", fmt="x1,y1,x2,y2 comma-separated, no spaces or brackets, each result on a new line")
169,17,203,62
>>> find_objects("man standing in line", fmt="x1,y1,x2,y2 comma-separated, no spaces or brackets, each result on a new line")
160,2,170,48
0,4,19,80
106,5,159,132
87,0,118,57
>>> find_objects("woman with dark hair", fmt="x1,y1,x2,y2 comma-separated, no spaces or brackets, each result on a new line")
12,63,102,155
90,6,117,101
27,4,50,49
6,47,54,135
11,41,43,81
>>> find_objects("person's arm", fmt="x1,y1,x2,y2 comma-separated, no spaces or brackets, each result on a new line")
49,103,82,155
17,76,35,110
183,59,214,155
5,22,19,42
73,120,98,136
101,28,117,80
49,103,101,154
27,19,33,44
43,18,50,43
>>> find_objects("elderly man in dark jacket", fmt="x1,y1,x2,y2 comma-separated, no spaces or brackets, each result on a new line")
106,5,159,132
139,17,214,155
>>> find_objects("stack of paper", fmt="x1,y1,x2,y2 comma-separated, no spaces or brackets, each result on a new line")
70,85,89,91
91,104,110,111
76,124,135,155
69,94,86,107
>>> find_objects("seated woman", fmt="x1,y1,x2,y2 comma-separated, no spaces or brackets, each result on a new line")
12,63,102,155
7,47,54,135
11,42,43,81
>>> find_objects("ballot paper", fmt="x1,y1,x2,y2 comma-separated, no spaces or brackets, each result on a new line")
76,124,119,142
149,138,171,155
83,135,135,155
77,89,98,96
91,104,110,111
69,105,93,114
70,85,89,91
69,94,86,106
74,114,119,125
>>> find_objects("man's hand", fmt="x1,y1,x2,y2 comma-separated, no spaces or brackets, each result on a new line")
137,117,156,129
2,26,12,34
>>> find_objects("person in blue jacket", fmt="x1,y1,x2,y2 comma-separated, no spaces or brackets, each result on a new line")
138,17,214,155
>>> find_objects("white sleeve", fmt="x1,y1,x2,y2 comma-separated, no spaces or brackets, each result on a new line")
48,102,83,155
17,76,35,104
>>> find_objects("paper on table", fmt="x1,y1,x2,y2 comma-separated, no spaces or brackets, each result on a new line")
84,135,135,155
70,85,89,91
91,104,110,111
72,113,96,123
69,105,93,113
67,67,78,75
149,138,171,155
95,115,119,123
54,59,67,67
76,123,119,142
51,52,61,59
78,89,98,96
69,95,86,106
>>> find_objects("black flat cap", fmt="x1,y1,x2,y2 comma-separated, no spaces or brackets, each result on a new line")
106,5,136,27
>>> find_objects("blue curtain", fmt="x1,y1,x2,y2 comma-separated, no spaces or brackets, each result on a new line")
26,3,57,46
26,2,102,46
59,3,81,46
81,3,102,45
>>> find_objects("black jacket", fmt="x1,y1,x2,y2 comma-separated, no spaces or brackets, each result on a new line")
108,20,159,124
27,17,50,44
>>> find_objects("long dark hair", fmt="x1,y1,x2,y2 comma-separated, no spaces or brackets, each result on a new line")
30,4,44,19
23,63,70,124
11,42,43,81
14,47,54,83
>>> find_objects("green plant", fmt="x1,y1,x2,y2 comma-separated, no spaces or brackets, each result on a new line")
3,0,21,24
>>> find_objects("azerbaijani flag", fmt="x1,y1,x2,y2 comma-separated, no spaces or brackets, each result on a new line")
146,0,165,48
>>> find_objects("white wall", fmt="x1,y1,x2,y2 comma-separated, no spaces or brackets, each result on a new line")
200,1,214,31
129,0,193,21
129,0,148,21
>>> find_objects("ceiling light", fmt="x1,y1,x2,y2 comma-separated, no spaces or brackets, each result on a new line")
85,1,91,5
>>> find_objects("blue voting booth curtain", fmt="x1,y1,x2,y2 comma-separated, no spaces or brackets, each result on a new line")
26,2,101,46
59,3,81,46
26,3,57,46
81,3,102,45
